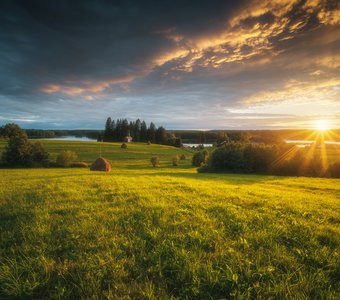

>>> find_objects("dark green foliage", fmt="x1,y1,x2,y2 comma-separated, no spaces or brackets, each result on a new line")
31,142,49,163
56,151,77,167
102,118,177,145
198,131,206,144
150,156,159,167
243,144,278,173
327,161,340,178
147,122,156,143
140,121,148,142
0,123,26,138
1,124,50,167
192,150,209,167
103,117,114,142
204,143,245,171
156,126,167,144
228,131,250,143
215,131,229,145
202,143,334,177
2,134,33,166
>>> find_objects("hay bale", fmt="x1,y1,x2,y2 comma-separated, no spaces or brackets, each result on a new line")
90,157,111,172
121,143,127,149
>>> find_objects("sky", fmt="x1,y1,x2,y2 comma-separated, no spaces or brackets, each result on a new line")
0,0,339,130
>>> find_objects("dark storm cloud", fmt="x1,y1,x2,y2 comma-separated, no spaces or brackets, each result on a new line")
0,0,339,129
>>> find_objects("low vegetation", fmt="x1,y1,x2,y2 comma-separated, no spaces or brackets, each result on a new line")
198,142,340,178
56,150,78,167
0,165,339,298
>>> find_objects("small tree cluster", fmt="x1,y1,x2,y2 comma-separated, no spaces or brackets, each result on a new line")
1,124,49,167
102,117,182,146
192,150,209,167
56,151,77,167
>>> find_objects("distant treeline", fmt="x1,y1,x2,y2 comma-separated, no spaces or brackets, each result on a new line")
194,142,340,178
102,118,182,147
170,129,340,144
1,127,102,140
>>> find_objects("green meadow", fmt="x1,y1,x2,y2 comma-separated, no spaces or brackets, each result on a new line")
0,141,339,299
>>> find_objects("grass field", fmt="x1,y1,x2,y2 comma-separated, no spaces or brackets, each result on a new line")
0,141,339,298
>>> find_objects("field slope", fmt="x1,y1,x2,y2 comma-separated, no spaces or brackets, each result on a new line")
0,141,339,299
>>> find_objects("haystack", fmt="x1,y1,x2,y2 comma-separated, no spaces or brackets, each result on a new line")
90,157,111,172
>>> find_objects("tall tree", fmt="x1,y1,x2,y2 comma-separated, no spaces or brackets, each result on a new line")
147,122,156,143
133,119,141,142
103,117,114,141
156,126,167,144
140,121,148,142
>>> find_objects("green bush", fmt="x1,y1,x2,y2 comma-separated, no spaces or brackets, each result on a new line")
56,151,77,167
243,144,278,173
31,142,49,163
192,150,208,167
150,156,159,167
172,155,179,166
203,143,245,172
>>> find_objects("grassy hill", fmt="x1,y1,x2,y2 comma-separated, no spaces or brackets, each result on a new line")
0,141,339,298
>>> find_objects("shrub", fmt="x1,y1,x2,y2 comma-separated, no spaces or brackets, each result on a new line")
150,156,159,167
172,155,179,166
180,154,186,160
243,144,278,173
69,162,88,168
327,161,340,178
2,134,33,166
121,143,127,149
56,151,77,167
192,150,208,167
205,143,245,172
31,142,49,163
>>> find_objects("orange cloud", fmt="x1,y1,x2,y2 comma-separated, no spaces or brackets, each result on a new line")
41,74,136,96
242,78,340,105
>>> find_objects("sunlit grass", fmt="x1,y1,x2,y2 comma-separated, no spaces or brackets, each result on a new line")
0,141,339,298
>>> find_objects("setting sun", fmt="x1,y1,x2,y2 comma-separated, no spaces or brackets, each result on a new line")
315,120,329,131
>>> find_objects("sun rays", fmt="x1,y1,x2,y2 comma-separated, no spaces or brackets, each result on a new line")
272,127,340,173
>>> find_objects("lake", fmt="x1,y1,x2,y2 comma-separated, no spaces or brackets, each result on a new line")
32,136,96,142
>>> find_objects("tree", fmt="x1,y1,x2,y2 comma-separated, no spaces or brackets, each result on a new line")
140,121,148,142
121,119,130,140
2,133,33,166
192,150,209,167
103,117,114,142
1,124,50,167
0,123,26,138
147,122,156,143
156,126,167,144
133,119,141,142
198,131,206,144
216,131,229,145
150,156,159,167
31,142,49,163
